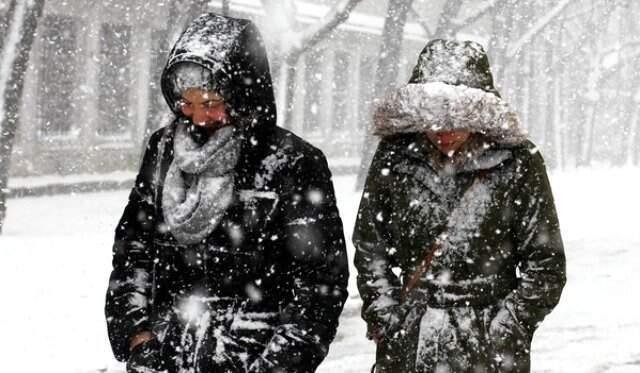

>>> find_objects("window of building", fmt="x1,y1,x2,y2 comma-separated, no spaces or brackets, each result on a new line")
358,55,377,131
145,27,171,133
303,50,325,134
37,15,78,138
97,23,132,137
332,51,351,132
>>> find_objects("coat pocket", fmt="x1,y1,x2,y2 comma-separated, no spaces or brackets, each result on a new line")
228,309,278,366
237,189,279,233
374,305,421,373
416,307,489,373
486,302,533,373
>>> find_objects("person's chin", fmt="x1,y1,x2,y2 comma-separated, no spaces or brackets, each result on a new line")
438,146,460,156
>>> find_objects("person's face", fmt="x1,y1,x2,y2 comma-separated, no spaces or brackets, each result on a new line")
179,88,229,129
426,130,471,155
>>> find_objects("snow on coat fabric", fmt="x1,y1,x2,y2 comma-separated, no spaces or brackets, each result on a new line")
353,39,566,373
105,13,349,373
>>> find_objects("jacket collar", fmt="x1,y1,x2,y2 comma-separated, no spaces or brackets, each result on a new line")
399,133,513,174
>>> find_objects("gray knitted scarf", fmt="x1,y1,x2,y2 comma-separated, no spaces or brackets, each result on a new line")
162,124,241,244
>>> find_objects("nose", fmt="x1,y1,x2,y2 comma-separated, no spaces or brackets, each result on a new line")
438,132,462,143
191,107,209,125
191,106,228,126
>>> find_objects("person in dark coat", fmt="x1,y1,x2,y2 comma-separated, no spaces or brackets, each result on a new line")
353,39,566,373
105,13,349,373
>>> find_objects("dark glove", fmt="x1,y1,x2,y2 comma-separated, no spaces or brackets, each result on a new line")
365,303,401,339
488,306,532,372
367,300,420,343
489,307,530,345
126,338,166,373
247,356,271,373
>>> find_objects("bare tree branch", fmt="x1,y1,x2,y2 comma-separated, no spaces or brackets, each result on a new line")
260,0,299,33
450,0,509,34
166,0,210,47
0,0,45,233
409,5,432,40
0,0,18,54
259,0,363,129
433,0,463,38
547,1,620,72
287,0,365,63
259,0,300,56
356,0,414,188
222,0,230,16
506,0,572,58
259,0,363,61
555,2,600,22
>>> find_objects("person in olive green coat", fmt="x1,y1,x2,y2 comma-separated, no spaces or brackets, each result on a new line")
353,39,566,373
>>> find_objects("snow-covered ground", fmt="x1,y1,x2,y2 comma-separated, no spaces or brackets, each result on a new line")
1,168,639,373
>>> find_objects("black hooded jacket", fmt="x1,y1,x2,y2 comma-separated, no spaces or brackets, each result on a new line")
105,14,349,373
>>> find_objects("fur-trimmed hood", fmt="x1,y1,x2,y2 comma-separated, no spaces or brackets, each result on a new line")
373,39,526,145
374,82,525,144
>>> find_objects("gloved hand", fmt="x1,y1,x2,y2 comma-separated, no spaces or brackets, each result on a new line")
489,306,529,344
367,299,420,344
365,303,402,342
488,306,532,372
126,338,166,373
247,356,272,373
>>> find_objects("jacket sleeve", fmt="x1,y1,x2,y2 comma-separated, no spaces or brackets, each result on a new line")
253,149,349,373
506,146,567,331
352,140,404,338
105,131,164,362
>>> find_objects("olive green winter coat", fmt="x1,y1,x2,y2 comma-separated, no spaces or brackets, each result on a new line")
353,40,566,373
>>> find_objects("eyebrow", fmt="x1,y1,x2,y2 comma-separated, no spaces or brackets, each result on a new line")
182,98,223,104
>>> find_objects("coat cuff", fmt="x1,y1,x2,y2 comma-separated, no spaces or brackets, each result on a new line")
110,314,152,362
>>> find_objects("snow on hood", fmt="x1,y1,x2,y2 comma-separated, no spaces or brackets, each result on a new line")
161,13,277,128
373,82,526,145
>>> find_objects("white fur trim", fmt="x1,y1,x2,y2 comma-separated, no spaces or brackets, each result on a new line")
374,82,526,144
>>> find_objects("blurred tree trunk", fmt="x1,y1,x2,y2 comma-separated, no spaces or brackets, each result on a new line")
620,1,638,165
268,0,365,129
222,0,230,16
516,2,534,135
627,8,640,168
544,20,563,169
356,0,571,189
577,2,617,166
145,0,363,135
258,0,298,124
0,1,18,53
627,102,640,165
0,0,45,234
557,22,569,170
351,0,626,172
488,1,516,82
432,0,464,38
623,72,640,166
356,0,414,189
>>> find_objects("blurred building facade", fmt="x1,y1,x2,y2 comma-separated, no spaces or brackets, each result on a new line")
9,0,428,177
